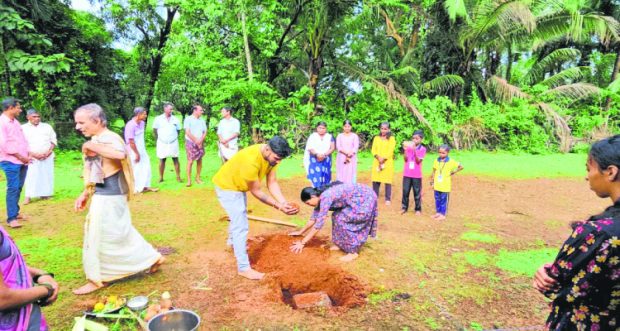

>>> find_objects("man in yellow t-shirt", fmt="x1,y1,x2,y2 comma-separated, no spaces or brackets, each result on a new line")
212,136,298,280
429,144,463,221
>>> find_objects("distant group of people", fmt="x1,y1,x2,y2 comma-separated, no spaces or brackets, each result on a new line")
302,121,463,220
0,96,619,330
125,102,241,190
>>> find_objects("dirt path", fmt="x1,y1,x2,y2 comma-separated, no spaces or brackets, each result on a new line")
6,172,607,330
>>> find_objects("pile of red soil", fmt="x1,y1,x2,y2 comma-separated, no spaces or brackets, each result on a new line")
247,233,367,310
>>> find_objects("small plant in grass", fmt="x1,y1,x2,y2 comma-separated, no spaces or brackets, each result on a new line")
460,231,501,244
425,317,441,330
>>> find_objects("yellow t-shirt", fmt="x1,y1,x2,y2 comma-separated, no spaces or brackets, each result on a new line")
432,157,460,192
212,144,277,192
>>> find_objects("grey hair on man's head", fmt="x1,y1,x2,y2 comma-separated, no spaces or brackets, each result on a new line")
75,103,108,126
163,102,174,110
133,106,147,116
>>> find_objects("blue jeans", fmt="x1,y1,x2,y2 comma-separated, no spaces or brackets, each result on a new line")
215,186,250,272
0,161,27,223
434,190,449,215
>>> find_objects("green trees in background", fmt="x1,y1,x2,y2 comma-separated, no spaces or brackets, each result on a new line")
2,0,620,152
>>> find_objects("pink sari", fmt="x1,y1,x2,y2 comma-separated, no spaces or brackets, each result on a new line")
0,227,47,331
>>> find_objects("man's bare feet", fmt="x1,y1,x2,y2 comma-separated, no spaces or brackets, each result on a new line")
148,256,166,273
159,178,164,183
400,209,407,215
431,213,440,219
415,211,422,216
186,182,192,187
238,268,264,280
16,214,28,220
72,281,104,295
176,177,183,183
435,214,446,221
339,253,359,262
195,178,203,184
23,197,31,205
143,187,159,193
8,220,22,228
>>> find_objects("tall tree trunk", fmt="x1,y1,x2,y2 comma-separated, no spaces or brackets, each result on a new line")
603,45,620,126
144,6,178,115
308,54,323,113
505,46,513,83
241,9,253,80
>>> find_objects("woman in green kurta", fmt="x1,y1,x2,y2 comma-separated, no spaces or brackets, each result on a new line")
371,122,396,205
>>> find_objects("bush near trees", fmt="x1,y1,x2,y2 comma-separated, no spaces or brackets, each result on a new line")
2,0,620,153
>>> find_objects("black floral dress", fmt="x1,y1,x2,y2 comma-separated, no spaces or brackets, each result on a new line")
544,200,620,330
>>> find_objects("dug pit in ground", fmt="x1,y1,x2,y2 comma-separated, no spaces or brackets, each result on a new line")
247,233,368,310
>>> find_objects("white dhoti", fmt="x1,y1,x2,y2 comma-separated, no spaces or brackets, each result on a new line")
83,194,161,284
156,139,179,159
24,156,54,198
129,131,152,193
218,142,238,161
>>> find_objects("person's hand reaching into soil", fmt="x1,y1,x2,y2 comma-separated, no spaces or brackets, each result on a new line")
533,263,557,293
290,241,304,254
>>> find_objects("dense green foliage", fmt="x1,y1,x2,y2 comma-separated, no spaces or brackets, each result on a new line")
2,0,620,152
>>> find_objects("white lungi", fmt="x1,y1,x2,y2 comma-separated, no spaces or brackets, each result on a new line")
129,130,152,193
83,195,161,284
156,140,179,159
24,156,54,197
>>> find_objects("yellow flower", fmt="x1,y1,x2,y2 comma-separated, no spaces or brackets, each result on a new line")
567,295,575,302
578,305,589,313
592,265,601,273
611,237,620,248
578,270,586,278
592,315,600,323
610,256,619,265
611,290,620,297
559,260,567,268
611,299,620,305
596,255,607,263
572,285,580,293
567,247,575,255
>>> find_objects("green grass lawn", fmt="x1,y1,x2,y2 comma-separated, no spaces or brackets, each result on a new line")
0,148,588,201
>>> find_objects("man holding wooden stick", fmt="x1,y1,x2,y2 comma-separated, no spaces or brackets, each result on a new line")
212,136,298,280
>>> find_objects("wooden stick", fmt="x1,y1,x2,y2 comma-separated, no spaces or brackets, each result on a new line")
247,215,298,227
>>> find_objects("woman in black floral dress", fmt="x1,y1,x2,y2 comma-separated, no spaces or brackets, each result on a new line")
533,135,620,330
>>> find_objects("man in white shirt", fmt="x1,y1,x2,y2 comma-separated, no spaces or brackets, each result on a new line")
217,106,241,163
152,103,182,183
22,109,56,204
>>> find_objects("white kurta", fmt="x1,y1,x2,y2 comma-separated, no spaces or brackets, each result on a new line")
21,122,56,197
128,129,152,193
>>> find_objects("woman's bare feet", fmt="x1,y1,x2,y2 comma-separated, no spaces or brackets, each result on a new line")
23,197,31,205
73,281,105,295
399,209,407,215
435,214,446,221
195,178,203,184
238,268,265,280
148,256,166,273
415,211,422,216
8,220,22,228
329,245,341,251
186,182,192,187
16,214,28,221
339,253,359,262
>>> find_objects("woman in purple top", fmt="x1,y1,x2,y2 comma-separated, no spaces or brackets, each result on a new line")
335,120,360,184
289,182,378,262
401,130,426,215
0,226,59,331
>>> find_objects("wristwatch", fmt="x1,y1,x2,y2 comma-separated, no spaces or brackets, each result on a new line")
36,283,54,305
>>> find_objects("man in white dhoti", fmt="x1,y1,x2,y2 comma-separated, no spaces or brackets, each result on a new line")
217,106,240,163
152,102,181,183
22,109,56,205
124,107,158,193
72,103,164,295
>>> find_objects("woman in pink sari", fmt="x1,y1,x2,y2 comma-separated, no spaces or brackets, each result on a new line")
0,226,59,331
336,120,359,184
